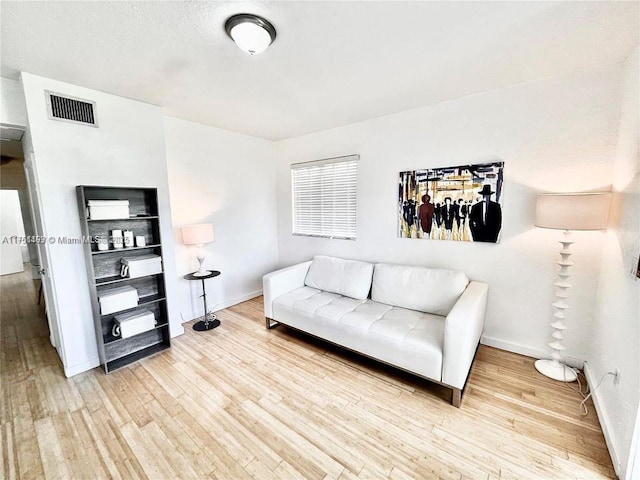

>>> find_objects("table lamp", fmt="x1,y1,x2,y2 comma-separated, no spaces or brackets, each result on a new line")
534,193,611,381
182,224,215,276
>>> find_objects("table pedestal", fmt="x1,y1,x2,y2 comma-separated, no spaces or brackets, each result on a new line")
183,271,221,332
193,316,220,331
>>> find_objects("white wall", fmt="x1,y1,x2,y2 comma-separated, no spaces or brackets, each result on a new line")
164,117,278,320
274,63,625,364
20,73,182,377
589,47,640,479
0,77,27,127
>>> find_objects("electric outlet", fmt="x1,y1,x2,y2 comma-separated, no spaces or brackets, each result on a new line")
613,367,621,385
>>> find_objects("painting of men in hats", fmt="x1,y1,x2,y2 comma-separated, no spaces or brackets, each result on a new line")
398,161,504,243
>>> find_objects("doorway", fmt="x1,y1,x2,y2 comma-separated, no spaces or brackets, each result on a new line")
0,127,61,364
0,189,27,275
0,133,39,276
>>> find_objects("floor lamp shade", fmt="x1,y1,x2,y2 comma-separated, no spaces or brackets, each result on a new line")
182,224,215,276
535,193,611,231
534,192,610,382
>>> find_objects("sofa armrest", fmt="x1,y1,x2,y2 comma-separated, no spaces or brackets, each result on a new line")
263,261,312,318
442,281,488,389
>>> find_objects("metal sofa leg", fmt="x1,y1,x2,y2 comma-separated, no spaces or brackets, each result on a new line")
451,388,462,408
265,317,279,330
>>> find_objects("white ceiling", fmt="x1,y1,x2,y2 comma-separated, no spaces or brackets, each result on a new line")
1,1,638,141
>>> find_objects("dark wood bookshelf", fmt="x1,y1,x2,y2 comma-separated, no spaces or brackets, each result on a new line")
77,186,171,373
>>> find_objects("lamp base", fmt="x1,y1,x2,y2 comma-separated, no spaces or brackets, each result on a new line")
192,250,210,277
193,319,220,331
193,270,212,277
534,359,577,382
193,314,221,331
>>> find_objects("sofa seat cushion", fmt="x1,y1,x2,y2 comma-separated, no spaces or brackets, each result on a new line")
372,263,469,315
273,287,444,381
304,255,374,300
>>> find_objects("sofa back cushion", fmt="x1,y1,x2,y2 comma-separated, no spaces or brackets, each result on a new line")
305,255,374,300
372,263,469,315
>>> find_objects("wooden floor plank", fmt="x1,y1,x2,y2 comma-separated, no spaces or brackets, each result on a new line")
34,417,70,480
0,268,616,479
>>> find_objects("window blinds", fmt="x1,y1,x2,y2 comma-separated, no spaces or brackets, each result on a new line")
291,154,359,240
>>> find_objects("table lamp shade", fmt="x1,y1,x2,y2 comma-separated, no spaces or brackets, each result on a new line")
182,224,215,245
535,193,611,231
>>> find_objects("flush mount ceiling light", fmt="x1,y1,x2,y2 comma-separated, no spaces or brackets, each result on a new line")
225,13,276,56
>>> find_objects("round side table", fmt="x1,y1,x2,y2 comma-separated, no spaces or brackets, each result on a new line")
183,270,221,331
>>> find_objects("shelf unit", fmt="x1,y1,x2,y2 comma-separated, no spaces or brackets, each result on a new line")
77,186,171,373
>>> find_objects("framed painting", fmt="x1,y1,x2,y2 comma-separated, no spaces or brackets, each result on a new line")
398,161,505,243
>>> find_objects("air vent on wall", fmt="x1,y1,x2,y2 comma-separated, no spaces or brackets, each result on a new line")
45,91,97,127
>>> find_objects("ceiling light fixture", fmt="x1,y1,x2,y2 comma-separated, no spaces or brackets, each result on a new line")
225,13,276,56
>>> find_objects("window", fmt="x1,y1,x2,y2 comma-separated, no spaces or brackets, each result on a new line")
291,154,358,240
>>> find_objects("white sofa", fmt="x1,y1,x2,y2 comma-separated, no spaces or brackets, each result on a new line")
263,255,488,407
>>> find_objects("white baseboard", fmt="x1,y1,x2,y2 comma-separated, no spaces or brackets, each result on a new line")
181,289,263,323
583,362,621,477
480,335,584,369
64,357,100,377
170,323,185,338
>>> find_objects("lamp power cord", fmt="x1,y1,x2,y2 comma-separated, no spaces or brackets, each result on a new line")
565,367,617,416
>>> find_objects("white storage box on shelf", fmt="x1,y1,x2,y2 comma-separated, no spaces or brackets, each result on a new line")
87,200,130,220
120,254,162,279
98,285,139,315
112,309,157,339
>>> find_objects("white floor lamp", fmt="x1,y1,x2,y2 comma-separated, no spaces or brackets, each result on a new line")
534,193,610,382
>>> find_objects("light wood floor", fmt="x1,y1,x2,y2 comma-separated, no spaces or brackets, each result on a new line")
1,268,615,479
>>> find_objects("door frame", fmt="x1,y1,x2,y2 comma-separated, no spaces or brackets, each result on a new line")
23,150,66,366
